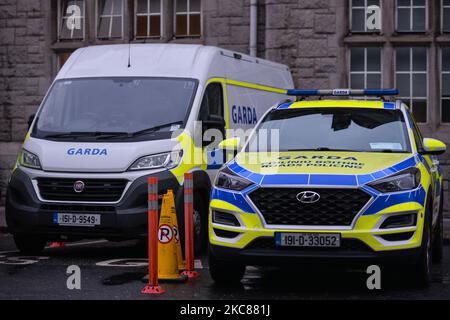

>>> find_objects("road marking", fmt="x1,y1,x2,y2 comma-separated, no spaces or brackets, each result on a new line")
47,240,108,248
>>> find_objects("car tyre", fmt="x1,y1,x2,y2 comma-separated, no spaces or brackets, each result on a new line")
432,192,444,263
13,234,47,255
411,206,432,288
208,249,245,285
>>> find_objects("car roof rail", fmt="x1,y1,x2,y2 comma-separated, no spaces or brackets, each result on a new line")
286,88,399,99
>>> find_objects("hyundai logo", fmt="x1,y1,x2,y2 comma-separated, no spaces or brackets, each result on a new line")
296,191,320,204
73,181,85,193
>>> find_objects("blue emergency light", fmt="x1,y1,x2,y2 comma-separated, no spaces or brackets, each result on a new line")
286,89,399,97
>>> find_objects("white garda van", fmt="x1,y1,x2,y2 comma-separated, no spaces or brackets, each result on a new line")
6,44,293,254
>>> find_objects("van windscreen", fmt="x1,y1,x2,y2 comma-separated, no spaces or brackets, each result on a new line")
32,77,197,141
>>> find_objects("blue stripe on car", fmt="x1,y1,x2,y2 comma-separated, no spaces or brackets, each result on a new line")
211,188,255,213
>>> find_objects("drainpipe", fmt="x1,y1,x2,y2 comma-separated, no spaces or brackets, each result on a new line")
250,0,258,57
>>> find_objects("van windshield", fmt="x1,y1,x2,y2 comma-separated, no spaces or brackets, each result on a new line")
246,108,412,153
32,77,198,141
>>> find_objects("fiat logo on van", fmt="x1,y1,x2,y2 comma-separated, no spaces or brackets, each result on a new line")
73,181,85,193
296,191,320,204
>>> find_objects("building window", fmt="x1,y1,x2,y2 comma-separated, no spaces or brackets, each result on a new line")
135,0,162,38
175,0,201,37
350,0,381,33
396,0,427,32
442,48,450,122
97,0,123,39
58,0,85,40
443,0,450,32
396,47,428,123
349,47,382,89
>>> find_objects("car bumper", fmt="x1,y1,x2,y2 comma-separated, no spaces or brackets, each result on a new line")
6,168,182,241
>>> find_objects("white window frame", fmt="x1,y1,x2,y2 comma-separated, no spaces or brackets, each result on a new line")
174,0,202,37
96,0,124,39
57,0,86,40
441,47,450,123
395,47,429,123
348,47,383,90
396,0,428,32
442,0,450,32
349,0,382,33
134,0,163,38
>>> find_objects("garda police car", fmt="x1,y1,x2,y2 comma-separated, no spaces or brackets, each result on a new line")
209,89,446,287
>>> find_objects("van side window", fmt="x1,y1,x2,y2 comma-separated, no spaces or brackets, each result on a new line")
199,83,224,121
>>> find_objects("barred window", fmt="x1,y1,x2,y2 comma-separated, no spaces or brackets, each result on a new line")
136,0,162,38
396,47,428,123
175,0,201,37
396,0,427,32
349,47,382,89
443,0,450,32
350,0,381,32
97,0,123,39
58,0,85,40
442,48,450,122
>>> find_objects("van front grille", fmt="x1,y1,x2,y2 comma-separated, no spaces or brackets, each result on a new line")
37,178,127,202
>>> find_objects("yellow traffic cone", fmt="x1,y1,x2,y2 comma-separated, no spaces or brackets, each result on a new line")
166,190,185,272
157,193,187,283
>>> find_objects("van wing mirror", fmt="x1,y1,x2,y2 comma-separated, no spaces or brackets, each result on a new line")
421,138,446,155
28,114,36,129
218,137,242,151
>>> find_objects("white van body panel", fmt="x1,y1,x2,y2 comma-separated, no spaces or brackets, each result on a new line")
23,44,294,202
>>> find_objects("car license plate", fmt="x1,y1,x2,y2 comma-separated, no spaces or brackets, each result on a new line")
53,213,101,227
275,233,341,248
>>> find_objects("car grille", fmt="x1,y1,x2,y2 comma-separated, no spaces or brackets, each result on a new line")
37,178,127,202
248,187,371,227
246,237,373,252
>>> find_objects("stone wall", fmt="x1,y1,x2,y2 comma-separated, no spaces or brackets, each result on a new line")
0,0,449,228
0,0,52,218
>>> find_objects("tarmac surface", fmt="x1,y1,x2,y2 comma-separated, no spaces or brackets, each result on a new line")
1,232,450,300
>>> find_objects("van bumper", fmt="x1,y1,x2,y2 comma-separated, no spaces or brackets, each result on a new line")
5,168,181,241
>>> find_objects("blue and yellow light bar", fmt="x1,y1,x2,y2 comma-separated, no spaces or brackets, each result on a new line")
286,88,399,97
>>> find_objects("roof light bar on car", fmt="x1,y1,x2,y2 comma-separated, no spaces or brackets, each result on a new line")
286,89,399,97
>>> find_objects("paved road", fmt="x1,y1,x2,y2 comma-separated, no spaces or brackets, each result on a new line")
1,232,450,300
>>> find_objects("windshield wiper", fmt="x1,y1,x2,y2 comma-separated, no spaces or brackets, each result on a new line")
44,132,130,140
286,147,358,152
131,121,183,137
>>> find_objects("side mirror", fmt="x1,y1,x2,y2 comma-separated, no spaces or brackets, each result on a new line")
421,138,446,155
28,114,36,129
218,137,242,151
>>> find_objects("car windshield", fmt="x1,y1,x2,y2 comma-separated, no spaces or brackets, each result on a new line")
246,107,411,153
32,77,197,141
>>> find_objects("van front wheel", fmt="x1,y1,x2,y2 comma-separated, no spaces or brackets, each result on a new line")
13,234,47,255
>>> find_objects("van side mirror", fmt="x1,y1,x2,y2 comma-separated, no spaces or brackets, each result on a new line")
421,138,446,155
28,114,36,129
218,137,242,151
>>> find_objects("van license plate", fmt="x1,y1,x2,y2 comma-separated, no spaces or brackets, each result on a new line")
54,213,101,227
275,233,340,248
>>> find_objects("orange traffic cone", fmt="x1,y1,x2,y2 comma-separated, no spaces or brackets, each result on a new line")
166,190,185,272
157,193,187,283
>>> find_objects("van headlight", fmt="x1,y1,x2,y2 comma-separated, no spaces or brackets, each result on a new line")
368,168,421,193
19,149,42,170
215,167,253,191
129,151,183,171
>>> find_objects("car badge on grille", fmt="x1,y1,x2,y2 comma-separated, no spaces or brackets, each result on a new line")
296,191,320,204
73,181,85,193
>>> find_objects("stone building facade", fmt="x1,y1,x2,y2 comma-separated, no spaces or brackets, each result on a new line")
1,0,450,226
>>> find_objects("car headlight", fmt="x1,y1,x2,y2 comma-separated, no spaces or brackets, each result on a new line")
129,151,182,171
215,167,253,191
18,149,42,170
368,167,421,193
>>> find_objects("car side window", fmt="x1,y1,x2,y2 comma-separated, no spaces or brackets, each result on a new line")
198,83,224,121
407,110,424,151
